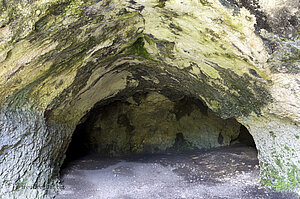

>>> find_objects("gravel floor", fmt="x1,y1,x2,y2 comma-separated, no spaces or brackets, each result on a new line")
54,145,298,199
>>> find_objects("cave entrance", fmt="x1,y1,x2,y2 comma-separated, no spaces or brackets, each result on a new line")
57,92,259,198
62,92,256,165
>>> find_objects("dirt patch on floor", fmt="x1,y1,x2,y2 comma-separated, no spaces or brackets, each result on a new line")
55,145,298,199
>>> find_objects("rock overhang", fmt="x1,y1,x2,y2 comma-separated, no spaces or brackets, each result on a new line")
0,0,299,197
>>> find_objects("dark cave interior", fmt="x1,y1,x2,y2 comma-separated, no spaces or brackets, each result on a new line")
62,93,256,168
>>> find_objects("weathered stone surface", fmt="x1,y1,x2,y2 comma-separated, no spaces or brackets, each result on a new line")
0,0,299,198
79,92,240,155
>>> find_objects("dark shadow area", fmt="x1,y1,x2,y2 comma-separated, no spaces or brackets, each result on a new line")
62,93,256,168
62,121,91,168
237,125,256,147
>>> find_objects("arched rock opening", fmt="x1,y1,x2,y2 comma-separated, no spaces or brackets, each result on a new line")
63,92,256,165
1,0,299,197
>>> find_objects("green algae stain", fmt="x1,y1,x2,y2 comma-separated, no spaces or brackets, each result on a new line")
154,0,168,8
284,146,290,151
127,37,149,58
116,11,139,21
260,163,300,193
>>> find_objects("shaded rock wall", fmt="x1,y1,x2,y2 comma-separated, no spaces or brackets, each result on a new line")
77,92,240,156
0,0,299,197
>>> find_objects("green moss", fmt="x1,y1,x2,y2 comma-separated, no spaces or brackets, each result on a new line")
260,162,300,193
295,135,299,139
154,0,168,8
127,37,150,58
144,34,156,46
284,146,290,151
33,0,87,33
116,11,139,21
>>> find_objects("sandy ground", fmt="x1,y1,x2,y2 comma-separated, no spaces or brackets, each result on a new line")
54,145,298,199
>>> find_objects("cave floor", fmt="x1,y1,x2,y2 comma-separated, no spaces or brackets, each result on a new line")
55,145,298,199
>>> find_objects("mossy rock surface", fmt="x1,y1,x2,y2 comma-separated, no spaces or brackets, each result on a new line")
0,0,299,198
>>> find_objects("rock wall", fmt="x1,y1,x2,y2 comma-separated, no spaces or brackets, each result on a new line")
0,0,299,197
79,92,240,156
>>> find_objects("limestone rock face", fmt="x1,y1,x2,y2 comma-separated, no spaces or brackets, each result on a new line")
0,0,299,197
79,92,240,155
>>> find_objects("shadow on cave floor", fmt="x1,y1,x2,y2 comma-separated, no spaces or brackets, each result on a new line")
55,144,298,199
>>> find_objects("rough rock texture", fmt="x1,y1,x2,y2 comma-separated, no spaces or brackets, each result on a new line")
0,0,299,198
77,92,240,155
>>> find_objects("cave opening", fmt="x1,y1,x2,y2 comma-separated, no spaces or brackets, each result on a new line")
57,92,260,198
62,92,256,167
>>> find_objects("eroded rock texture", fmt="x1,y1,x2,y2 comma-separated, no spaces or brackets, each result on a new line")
0,0,299,198
74,92,240,156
